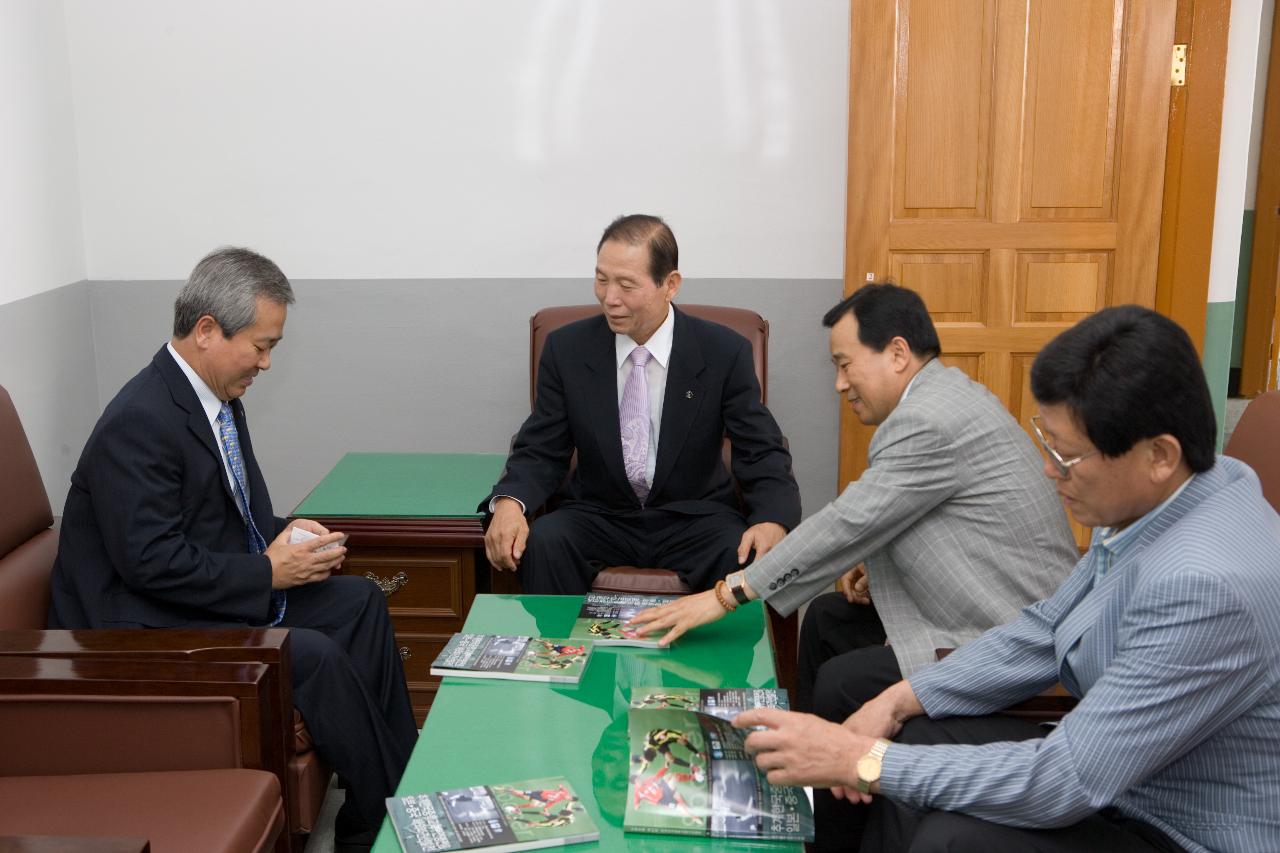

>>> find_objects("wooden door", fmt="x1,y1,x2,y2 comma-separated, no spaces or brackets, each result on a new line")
1240,3,1280,396
841,0,1176,547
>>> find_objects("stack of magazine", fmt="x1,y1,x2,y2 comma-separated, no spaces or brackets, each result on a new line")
568,592,676,648
429,635,593,684
386,776,598,852
429,591,680,684
623,686,814,842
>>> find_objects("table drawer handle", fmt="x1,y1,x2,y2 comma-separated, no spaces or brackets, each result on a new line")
399,647,413,661
365,571,408,596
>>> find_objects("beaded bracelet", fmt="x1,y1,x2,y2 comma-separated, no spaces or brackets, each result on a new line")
713,579,738,613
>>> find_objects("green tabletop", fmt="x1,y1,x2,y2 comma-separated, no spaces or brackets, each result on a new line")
292,452,507,518
374,594,801,852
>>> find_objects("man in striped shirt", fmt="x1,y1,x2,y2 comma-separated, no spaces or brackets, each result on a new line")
736,306,1280,853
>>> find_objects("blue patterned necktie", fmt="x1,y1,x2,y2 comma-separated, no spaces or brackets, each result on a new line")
218,403,286,626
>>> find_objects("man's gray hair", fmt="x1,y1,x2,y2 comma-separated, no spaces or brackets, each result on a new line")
173,247,295,338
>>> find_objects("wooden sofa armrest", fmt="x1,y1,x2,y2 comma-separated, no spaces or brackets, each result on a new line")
0,655,274,778
0,627,288,665
0,631,293,802
934,647,1078,723
0,629,290,722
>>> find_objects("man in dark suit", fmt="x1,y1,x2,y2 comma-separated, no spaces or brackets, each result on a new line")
48,247,416,853
481,214,801,594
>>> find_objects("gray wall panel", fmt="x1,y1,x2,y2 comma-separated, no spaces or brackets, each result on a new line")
87,278,842,520
0,282,99,512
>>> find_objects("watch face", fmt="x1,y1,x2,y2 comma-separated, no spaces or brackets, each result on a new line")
857,755,882,783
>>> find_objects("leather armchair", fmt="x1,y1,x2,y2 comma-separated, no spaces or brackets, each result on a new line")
1225,390,1280,513
0,655,285,852
0,385,328,853
519,305,799,690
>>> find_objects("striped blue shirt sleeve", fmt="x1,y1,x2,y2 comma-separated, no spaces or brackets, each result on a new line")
880,570,1273,828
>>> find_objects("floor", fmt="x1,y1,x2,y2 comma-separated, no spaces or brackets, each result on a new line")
302,778,345,853
1223,396,1251,447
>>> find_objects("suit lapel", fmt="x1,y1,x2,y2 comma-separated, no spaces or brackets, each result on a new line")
582,319,630,490
153,346,238,508
1052,547,1112,694
868,359,946,461
651,308,705,497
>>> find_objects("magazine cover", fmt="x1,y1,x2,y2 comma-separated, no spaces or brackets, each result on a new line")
387,776,599,853
568,592,677,648
623,707,813,842
630,687,790,722
429,634,592,684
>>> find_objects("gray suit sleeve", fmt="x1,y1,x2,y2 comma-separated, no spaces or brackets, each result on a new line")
744,410,958,615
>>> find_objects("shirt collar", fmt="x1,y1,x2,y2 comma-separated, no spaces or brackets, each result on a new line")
167,341,226,427
615,305,675,370
1094,473,1196,557
897,358,932,406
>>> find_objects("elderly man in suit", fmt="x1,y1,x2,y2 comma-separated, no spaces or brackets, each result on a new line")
733,305,1280,853
48,247,416,853
481,214,801,594
632,284,1076,704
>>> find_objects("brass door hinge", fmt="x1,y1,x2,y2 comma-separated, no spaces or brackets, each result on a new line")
1172,44,1188,87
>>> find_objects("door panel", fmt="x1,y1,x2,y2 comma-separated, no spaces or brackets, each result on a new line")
1022,0,1122,217
842,0,1176,549
895,0,996,217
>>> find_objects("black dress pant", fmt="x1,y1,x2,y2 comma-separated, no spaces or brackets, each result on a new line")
796,592,889,713
808,642,904,852
282,575,418,833
806,668,1183,853
518,505,748,594
859,715,1185,853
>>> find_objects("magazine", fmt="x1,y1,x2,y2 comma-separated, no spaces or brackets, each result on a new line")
429,634,592,684
629,686,789,721
623,707,814,842
386,776,599,852
568,592,677,648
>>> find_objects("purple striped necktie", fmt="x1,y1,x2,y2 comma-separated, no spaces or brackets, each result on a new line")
620,346,652,503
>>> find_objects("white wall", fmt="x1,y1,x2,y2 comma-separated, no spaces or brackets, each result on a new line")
65,0,852,281
1208,0,1267,304
1245,0,1275,206
0,0,85,305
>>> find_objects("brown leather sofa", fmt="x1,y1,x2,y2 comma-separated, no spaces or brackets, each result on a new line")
0,655,285,852
0,387,57,631
521,304,799,690
0,385,328,853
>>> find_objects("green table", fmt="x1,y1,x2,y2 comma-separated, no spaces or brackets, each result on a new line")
374,594,802,852
293,453,511,723
294,452,507,519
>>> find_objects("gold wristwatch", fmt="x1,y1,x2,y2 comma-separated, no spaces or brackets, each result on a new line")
725,571,751,605
854,738,892,794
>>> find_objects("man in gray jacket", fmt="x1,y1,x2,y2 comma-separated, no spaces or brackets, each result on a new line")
631,284,1077,846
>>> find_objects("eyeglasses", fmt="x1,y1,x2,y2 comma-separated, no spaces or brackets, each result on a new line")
1030,415,1098,477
